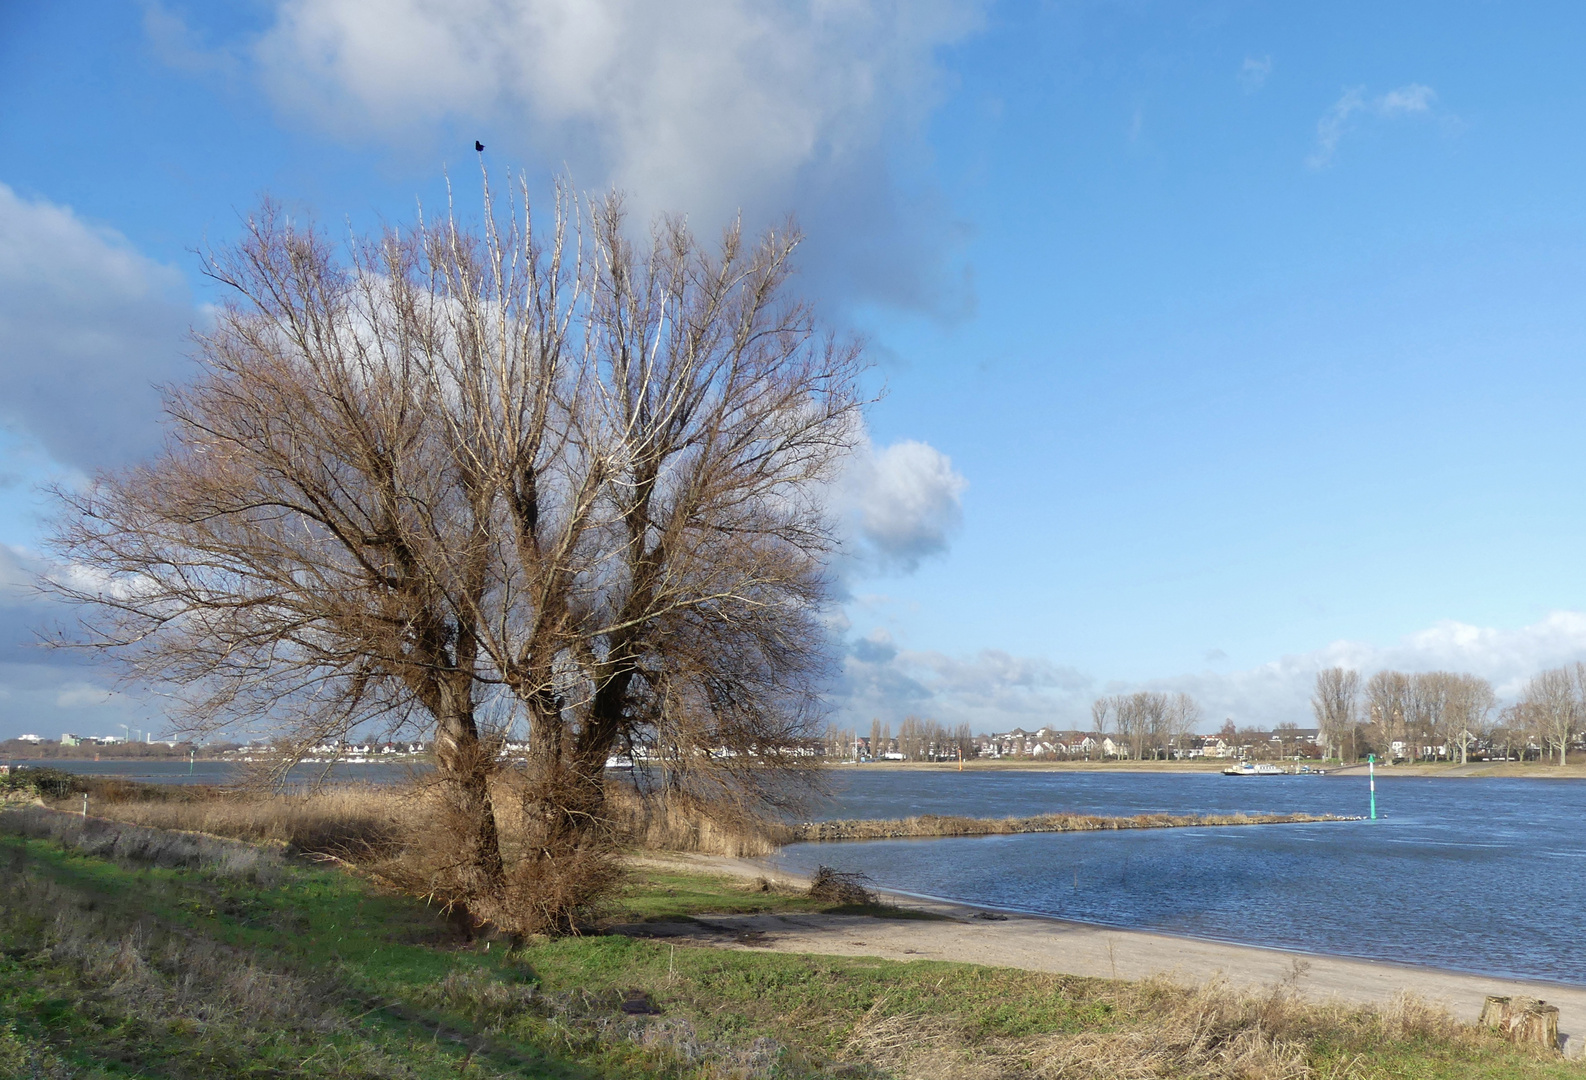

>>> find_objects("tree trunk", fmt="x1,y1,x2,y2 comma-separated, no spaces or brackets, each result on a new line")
432,704,505,911
523,687,615,860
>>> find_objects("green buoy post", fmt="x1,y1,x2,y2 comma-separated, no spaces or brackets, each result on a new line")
1368,753,1376,820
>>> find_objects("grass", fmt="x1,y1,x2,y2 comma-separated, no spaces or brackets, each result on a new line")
2,806,1582,1079
611,866,950,924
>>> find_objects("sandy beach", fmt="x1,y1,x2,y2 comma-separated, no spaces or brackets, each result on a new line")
634,854,1586,1057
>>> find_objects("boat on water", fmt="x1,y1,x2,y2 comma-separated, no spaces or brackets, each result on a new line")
1222,761,1286,776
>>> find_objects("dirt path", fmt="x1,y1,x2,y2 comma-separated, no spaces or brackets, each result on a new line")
632,855,1586,1057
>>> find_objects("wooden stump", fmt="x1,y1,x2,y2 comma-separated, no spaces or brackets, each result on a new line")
1480,995,1560,1050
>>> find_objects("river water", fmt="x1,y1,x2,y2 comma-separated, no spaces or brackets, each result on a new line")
769,769,1586,987
5,759,423,786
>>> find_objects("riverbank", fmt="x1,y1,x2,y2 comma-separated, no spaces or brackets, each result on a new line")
2,809,1574,1078
647,851,1586,1059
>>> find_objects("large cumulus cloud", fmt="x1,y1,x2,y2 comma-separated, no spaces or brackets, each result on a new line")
245,0,985,315
835,435,967,576
0,544,152,739
0,184,195,472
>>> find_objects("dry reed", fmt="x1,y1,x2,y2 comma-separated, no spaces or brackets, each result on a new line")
782,810,1349,844
59,784,408,859
59,778,784,864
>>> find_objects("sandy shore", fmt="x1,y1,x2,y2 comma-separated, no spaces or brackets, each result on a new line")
634,854,1586,1057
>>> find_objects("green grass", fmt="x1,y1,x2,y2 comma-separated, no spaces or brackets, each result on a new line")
1,814,1581,1079
609,868,949,923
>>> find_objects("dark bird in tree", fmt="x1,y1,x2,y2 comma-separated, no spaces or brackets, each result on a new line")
475,140,485,152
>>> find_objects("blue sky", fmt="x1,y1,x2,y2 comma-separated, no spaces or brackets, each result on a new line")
4,1,1586,739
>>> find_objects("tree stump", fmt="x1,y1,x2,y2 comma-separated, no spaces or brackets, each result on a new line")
1480,996,1560,1050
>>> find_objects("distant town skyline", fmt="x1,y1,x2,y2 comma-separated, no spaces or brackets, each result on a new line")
6,2,1586,739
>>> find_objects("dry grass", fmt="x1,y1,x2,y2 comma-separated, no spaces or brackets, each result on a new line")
0,805,289,884
67,779,785,859
782,810,1350,843
852,976,1496,1080
64,782,407,859
601,784,784,857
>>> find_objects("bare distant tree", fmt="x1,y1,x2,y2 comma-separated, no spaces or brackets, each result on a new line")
1137,693,1170,760
1365,670,1411,761
1310,667,1359,762
1493,704,1531,762
1090,697,1109,734
46,179,863,932
1522,667,1577,766
1442,674,1495,765
954,722,973,761
1408,673,1451,761
1164,692,1202,759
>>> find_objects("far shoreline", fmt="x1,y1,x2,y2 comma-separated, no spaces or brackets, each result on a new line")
828,758,1586,779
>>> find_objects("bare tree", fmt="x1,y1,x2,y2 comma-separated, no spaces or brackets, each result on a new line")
1408,673,1449,761
1522,667,1577,766
1442,674,1495,765
1164,692,1201,759
1365,670,1410,762
1310,667,1359,762
1090,697,1110,739
46,180,863,932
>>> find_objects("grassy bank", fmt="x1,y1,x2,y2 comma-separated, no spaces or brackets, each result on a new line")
782,810,1351,843
0,806,1578,1079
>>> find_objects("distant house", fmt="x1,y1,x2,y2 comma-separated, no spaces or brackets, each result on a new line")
60,733,82,747
16,734,41,744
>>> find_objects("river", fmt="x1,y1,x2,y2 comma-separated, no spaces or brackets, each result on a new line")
4,758,425,786
769,768,1586,987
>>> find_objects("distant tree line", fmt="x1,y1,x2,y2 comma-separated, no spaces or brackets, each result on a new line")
821,716,976,761
1311,665,1586,764
1091,692,1202,761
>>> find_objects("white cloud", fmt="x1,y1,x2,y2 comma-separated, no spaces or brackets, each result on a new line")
54,683,117,709
1238,55,1272,93
827,612,1586,735
1378,83,1436,115
0,184,195,470
1307,83,1437,168
835,629,1093,730
0,544,156,738
835,435,967,575
245,0,986,315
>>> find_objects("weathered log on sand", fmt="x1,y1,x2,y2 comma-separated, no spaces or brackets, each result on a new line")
1480,995,1560,1050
